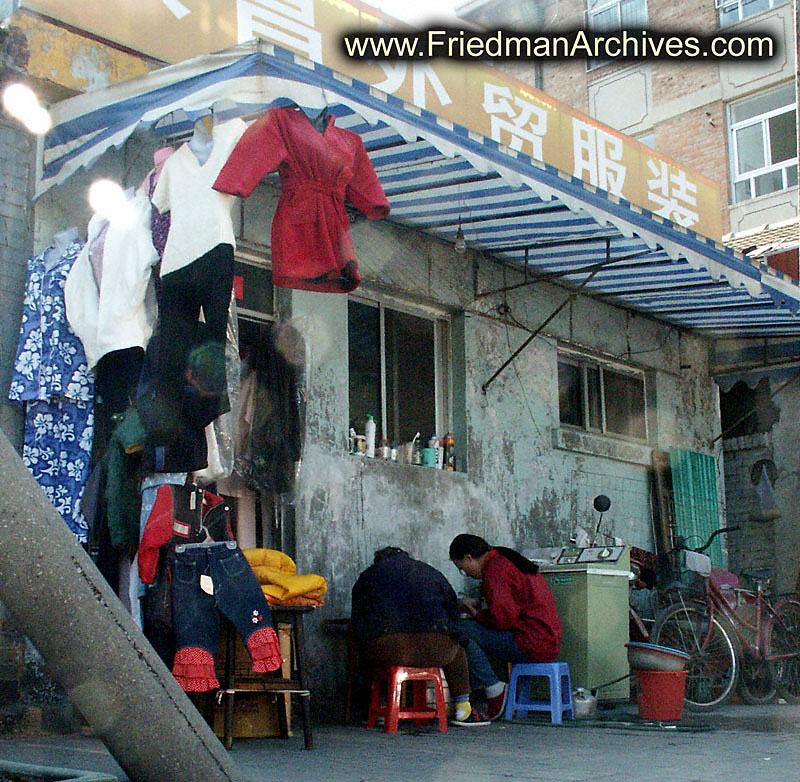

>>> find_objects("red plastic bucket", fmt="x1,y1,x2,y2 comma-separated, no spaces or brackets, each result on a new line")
635,669,687,721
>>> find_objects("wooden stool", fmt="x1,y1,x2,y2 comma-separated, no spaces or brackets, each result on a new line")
366,666,448,733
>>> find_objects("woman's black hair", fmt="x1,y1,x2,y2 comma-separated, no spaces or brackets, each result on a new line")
494,546,539,575
449,534,538,575
449,534,489,560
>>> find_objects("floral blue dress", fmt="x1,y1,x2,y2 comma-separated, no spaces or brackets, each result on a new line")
9,238,95,543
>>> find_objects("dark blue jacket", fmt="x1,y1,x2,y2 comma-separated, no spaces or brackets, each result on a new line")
350,552,460,641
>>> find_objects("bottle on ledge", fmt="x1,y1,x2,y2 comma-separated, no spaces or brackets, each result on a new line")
442,432,455,471
365,414,376,457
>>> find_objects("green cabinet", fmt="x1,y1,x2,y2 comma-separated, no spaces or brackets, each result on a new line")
541,547,631,702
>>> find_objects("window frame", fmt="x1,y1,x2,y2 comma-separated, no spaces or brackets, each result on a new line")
717,0,789,27
348,292,452,446
233,245,277,324
585,0,648,70
557,349,648,442
728,85,799,203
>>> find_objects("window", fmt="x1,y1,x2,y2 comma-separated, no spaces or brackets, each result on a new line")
587,0,647,68
717,0,789,27
348,298,450,446
233,254,275,322
729,84,798,202
558,352,647,440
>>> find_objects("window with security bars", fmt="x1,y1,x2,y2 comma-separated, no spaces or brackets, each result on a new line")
348,298,451,446
558,352,647,440
717,0,789,27
728,83,798,203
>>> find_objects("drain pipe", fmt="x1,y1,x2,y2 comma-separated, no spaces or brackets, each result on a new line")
0,430,244,782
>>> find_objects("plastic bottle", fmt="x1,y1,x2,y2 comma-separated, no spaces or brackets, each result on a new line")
429,434,442,469
442,432,455,471
411,433,422,465
348,427,357,454
378,437,390,459
365,414,376,457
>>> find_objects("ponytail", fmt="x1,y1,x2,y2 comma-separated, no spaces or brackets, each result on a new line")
494,546,539,575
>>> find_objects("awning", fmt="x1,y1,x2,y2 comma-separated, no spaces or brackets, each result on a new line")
39,40,800,339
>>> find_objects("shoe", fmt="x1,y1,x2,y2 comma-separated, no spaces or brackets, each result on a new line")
485,684,507,721
450,707,491,726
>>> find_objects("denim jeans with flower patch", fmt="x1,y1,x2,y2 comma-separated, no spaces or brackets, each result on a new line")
171,542,277,674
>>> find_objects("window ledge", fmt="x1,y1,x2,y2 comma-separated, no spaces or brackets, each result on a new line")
350,453,467,478
552,427,652,466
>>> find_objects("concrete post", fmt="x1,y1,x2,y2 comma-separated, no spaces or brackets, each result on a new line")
0,430,244,782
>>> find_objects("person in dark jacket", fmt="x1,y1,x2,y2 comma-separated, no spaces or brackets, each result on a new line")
351,546,489,726
449,534,562,721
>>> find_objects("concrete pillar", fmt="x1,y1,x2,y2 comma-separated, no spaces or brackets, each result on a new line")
0,430,244,782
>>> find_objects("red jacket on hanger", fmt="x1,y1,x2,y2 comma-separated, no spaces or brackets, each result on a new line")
212,106,390,292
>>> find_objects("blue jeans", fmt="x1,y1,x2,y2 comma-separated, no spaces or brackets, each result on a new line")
458,619,530,689
172,542,275,655
171,541,282,691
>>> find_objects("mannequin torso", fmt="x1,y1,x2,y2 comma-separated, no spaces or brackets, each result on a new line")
43,226,80,270
188,116,214,166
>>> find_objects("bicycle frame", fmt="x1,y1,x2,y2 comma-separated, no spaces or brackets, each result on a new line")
704,576,769,658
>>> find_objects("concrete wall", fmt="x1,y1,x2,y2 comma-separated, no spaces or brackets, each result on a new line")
32,136,724,718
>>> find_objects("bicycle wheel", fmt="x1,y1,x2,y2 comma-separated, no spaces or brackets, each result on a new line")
737,652,776,705
766,599,800,703
651,599,740,711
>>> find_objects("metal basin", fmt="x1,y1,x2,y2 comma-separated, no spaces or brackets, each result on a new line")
626,641,690,671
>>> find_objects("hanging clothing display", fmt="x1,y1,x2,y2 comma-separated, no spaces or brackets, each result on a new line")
9,230,94,543
64,189,159,371
147,118,246,474
136,481,281,691
151,117,246,277
170,542,283,692
141,146,175,262
235,321,304,495
213,106,390,293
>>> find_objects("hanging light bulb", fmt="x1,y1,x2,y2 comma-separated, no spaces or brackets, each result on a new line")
454,223,467,254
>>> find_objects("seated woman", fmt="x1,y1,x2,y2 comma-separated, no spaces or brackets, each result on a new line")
449,534,562,720
351,546,490,726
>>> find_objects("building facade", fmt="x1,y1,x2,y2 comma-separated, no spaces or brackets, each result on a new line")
1,0,797,724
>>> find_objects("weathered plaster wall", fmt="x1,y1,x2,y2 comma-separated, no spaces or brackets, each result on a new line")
281,209,723,717
33,138,724,718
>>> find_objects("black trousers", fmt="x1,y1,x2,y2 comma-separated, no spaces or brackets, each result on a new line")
146,243,233,473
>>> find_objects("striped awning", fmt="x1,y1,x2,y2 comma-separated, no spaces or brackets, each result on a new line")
39,40,800,338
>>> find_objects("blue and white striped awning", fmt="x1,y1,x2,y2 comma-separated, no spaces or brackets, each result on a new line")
39,40,800,338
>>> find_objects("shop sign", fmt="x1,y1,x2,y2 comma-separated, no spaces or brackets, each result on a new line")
19,0,721,239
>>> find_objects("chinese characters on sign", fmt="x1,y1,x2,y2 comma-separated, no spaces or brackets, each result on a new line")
646,159,699,227
572,119,626,197
18,0,721,238
482,83,547,160
237,0,322,62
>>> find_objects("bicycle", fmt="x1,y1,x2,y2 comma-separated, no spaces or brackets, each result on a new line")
650,527,800,711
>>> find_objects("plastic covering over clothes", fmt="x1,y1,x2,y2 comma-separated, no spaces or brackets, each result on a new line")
234,320,305,495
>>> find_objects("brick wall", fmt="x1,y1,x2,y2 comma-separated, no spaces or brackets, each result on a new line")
0,119,34,450
722,433,777,577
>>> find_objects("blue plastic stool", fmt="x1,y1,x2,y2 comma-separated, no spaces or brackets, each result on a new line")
504,662,574,724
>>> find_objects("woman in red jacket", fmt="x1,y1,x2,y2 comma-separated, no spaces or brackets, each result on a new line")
449,533,562,720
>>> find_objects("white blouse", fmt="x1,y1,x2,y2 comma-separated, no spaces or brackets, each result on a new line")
151,118,247,276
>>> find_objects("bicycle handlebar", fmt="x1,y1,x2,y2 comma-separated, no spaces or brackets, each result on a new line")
674,526,740,554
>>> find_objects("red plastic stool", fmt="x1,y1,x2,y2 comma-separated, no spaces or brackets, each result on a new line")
366,666,448,733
